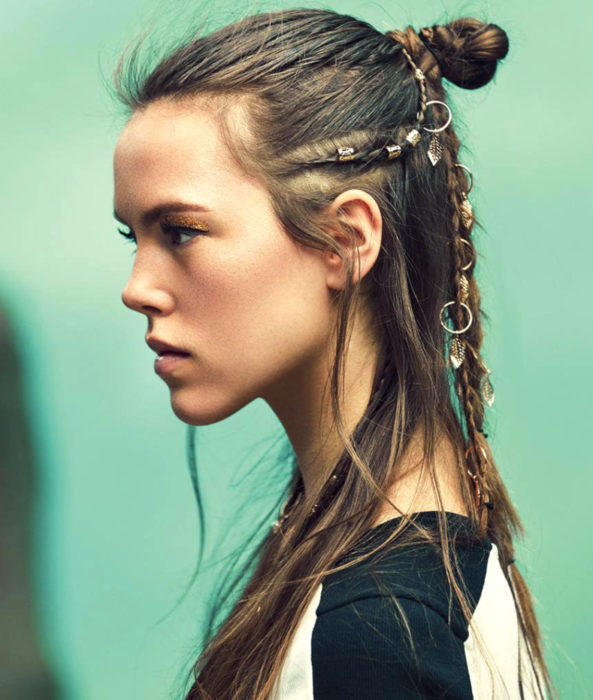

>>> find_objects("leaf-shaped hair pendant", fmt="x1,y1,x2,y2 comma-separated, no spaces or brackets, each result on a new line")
460,197,474,230
459,274,470,301
427,133,443,166
449,337,466,369
480,369,495,407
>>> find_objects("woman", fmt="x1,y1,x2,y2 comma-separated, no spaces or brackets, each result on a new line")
111,8,553,699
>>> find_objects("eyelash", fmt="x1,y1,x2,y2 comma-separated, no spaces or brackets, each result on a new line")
117,224,207,252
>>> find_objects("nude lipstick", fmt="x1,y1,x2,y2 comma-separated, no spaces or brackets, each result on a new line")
146,336,191,376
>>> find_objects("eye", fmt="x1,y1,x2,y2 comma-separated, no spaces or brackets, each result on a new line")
117,226,137,255
115,221,208,252
162,223,208,247
117,226,135,241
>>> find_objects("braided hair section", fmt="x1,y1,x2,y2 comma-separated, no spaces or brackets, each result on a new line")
398,23,551,697
385,20,510,539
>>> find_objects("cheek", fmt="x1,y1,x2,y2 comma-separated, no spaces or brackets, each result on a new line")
180,234,333,383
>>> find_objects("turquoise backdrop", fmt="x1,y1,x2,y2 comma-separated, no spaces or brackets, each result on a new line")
1,0,590,697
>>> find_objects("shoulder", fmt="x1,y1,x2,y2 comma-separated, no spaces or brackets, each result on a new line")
316,512,492,639
311,512,492,699
312,594,472,698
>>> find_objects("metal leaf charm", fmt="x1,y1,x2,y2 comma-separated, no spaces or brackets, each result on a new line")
459,274,469,301
460,197,474,229
449,337,466,369
427,133,443,166
481,371,495,406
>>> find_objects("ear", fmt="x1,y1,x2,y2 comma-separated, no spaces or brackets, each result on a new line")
323,189,383,291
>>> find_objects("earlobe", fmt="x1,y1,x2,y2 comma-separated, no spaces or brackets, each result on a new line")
324,189,383,291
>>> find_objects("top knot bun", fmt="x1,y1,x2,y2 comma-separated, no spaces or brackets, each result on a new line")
418,18,509,89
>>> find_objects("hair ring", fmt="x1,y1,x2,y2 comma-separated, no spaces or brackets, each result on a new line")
423,100,452,133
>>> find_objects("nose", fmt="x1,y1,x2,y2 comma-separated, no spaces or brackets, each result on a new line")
120,259,174,316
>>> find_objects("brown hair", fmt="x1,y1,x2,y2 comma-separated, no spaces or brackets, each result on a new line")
111,8,554,699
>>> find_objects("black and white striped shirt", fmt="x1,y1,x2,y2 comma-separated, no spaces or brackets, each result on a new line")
272,511,543,699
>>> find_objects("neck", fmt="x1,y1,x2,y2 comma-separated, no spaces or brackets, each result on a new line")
263,310,382,499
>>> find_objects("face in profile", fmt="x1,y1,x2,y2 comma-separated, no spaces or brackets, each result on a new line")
113,98,335,425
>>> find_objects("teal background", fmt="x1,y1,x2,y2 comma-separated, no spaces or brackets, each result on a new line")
1,0,590,697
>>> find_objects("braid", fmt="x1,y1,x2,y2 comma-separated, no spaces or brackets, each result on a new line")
272,352,395,535
392,38,497,536
426,62,526,592
394,27,527,551
446,148,493,535
424,41,552,694
399,46,428,128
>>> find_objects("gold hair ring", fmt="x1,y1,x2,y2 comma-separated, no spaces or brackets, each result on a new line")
459,238,475,271
454,163,474,195
439,300,473,334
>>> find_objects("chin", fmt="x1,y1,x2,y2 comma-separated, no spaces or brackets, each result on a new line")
168,386,249,425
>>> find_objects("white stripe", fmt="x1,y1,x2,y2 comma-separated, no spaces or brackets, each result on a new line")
271,584,322,700
464,543,543,699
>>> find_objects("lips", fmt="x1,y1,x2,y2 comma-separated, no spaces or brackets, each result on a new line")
145,335,191,356
153,351,190,376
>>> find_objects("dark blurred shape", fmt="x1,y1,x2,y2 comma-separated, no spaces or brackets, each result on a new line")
0,305,62,699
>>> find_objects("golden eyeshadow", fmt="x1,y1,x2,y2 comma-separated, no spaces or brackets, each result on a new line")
161,213,210,230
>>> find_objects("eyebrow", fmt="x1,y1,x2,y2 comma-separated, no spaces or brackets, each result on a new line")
113,201,211,227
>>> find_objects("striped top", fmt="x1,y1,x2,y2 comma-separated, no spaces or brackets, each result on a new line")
271,511,544,699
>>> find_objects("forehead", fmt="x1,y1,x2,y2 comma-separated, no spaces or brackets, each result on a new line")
113,98,253,215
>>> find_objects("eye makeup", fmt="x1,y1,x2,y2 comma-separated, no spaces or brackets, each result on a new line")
116,213,210,249
161,213,210,231
160,213,210,246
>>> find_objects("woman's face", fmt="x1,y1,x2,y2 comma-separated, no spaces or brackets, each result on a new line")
113,98,334,425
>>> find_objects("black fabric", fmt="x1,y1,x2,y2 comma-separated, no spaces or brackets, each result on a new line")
311,511,492,699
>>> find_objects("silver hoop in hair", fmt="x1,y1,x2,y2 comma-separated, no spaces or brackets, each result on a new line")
423,100,453,133
439,300,473,335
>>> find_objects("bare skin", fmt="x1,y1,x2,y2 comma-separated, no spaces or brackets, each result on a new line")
371,426,469,526
113,95,466,525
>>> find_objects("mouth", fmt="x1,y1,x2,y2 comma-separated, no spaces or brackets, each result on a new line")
145,335,192,376
156,350,191,357
146,335,191,356
153,351,191,376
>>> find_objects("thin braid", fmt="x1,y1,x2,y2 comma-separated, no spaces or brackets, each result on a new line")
300,44,429,169
443,150,550,693
272,352,396,534
439,112,494,535
396,31,498,532
399,46,428,128
446,150,549,687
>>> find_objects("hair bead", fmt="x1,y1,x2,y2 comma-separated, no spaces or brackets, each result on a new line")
337,147,355,161
405,128,422,146
385,144,403,159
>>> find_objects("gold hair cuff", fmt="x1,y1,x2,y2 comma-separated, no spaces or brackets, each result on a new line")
405,129,421,146
385,144,403,159
337,147,355,161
